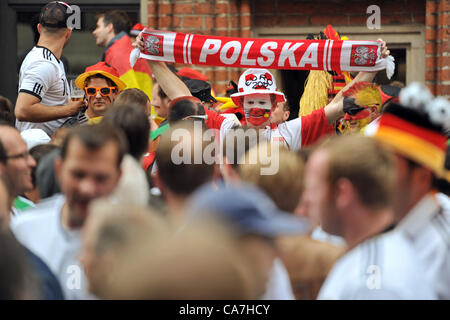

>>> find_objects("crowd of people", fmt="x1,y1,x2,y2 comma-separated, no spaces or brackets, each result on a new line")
0,1,449,300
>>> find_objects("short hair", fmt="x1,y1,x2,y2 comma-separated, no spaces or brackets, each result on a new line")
61,124,128,168
85,74,117,88
88,201,169,257
168,99,201,123
0,96,14,126
103,221,256,299
156,121,215,195
84,200,170,297
238,143,304,212
114,88,150,115
98,10,131,35
318,134,395,210
102,104,150,160
29,144,59,188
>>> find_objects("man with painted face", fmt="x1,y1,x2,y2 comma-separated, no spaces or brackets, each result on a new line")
63,62,126,127
134,35,389,150
341,82,400,133
230,60,389,151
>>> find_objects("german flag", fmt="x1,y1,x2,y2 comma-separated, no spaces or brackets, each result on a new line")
368,103,449,181
103,32,155,114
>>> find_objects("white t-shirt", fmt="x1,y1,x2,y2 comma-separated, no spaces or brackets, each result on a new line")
10,194,94,300
318,230,436,300
261,257,295,300
396,193,450,299
266,118,303,151
16,46,70,137
111,154,150,206
265,108,333,151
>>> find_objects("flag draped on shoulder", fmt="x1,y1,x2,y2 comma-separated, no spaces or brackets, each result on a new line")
131,29,394,78
104,31,153,101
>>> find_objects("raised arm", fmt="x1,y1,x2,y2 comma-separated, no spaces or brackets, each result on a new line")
134,32,191,100
324,39,390,124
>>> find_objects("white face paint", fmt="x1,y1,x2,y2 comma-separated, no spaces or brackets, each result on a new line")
243,93,272,111
243,93,274,128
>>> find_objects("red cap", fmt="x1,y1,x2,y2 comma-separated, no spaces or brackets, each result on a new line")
75,62,126,90
178,67,208,82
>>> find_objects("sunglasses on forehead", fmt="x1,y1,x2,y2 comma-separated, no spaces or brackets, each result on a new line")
84,86,118,97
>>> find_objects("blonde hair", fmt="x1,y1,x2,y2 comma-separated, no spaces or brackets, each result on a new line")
238,142,304,212
103,220,258,299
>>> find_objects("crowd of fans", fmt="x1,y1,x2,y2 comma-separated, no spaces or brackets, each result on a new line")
0,1,449,300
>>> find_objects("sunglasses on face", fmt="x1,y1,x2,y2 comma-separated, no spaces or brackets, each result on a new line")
84,87,117,97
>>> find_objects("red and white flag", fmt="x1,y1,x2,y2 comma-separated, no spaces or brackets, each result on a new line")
131,29,394,78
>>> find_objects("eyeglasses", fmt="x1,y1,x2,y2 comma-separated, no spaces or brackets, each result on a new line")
7,150,30,160
84,87,117,97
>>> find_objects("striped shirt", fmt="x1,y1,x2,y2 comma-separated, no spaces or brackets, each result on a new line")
16,46,70,136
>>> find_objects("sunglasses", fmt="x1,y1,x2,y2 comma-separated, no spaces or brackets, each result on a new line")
343,97,366,116
84,87,117,97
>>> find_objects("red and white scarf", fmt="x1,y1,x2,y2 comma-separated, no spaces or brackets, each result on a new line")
131,29,394,78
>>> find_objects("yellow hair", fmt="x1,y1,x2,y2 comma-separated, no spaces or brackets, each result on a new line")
217,96,239,110
343,82,381,108
298,71,332,117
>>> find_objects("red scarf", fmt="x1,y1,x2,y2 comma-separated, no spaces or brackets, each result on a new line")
135,29,394,77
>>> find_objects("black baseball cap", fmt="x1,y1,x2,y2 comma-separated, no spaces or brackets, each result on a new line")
184,79,217,103
39,1,72,29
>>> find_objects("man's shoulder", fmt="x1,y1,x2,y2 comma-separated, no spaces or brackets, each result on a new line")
22,47,59,69
320,230,434,299
11,194,65,229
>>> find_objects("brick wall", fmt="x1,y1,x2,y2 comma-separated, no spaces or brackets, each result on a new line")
147,0,252,94
426,0,449,97
146,0,449,97
252,0,425,28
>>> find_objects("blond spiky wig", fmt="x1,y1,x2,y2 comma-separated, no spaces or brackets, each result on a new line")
342,82,382,109
299,71,333,117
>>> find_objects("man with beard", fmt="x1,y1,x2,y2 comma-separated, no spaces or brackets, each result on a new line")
11,124,126,299
15,1,85,137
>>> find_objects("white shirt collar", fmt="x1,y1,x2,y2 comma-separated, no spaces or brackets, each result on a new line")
396,193,440,236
